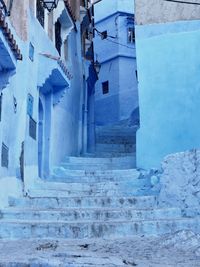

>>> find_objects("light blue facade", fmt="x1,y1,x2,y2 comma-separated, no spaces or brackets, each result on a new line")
136,19,200,169
0,2,94,207
94,0,138,126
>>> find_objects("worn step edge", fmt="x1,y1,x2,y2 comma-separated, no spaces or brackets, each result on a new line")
0,217,197,224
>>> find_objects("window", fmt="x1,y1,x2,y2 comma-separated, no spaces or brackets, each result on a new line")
29,42,34,61
36,0,45,27
29,117,37,140
128,27,135,43
55,20,62,55
27,94,34,117
80,0,88,8
102,81,109,95
1,143,8,168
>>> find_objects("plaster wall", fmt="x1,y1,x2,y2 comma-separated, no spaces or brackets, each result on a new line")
6,0,29,41
94,0,138,126
51,26,83,165
135,0,200,26
95,0,134,22
95,58,120,125
136,20,200,169
119,56,138,120
0,5,84,206
0,21,30,206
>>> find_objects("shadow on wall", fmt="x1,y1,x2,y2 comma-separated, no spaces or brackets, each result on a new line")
129,107,140,127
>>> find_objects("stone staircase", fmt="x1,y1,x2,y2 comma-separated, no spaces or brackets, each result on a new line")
0,154,200,240
94,124,137,160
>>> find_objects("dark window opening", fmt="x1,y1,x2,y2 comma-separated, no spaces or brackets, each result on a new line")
29,117,37,140
102,81,109,95
1,143,8,168
128,27,135,43
55,20,62,55
29,42,34,62
36,0,45,28
80,0,88,8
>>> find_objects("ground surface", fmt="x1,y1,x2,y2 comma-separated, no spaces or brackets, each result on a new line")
0,230,200,266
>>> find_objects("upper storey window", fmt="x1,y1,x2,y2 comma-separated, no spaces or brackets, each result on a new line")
80,0,88,8
102,81,109,95
127,27,135,43
55,20,62,55
37,0,45,27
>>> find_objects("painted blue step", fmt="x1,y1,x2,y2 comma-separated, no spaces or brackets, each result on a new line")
64,156,135,164
60,162,135,170
8,195,158,209
0,207,182,222
0,218,199,239
51,167,141,183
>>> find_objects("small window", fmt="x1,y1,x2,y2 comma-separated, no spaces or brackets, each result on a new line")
128,27,135,43
1,143,8,168
102,81,109,95
29,117,37,140
55,20,62,55
27,94,34,117
29,42,34,62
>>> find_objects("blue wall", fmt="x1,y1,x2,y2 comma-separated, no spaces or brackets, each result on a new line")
0,6,85,206
94,0,138,126
136,20,200,169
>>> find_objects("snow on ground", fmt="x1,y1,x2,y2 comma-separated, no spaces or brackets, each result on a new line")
0,230,200,266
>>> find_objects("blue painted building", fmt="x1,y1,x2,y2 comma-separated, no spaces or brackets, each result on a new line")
94,0,138,126
0,0,98,207
135,0,200,169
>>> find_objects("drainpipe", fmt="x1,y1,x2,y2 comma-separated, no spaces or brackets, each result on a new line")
82,77,88,155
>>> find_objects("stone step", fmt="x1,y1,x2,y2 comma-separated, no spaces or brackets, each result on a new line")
52,168,142,183
65,156,135,165
37,179,151,190
60,162,135,170
96,126,137,134
0,207,182,222
96,127,136,134
0,218,199,239
27,187,155,198
28,172,156,197
95,144,136,153
8,195,158,209
96,135,136,144
86,152,136,158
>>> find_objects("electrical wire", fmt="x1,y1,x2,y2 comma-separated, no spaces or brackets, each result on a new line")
105,37,135,50
164,0,200,5
95,30,135,50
